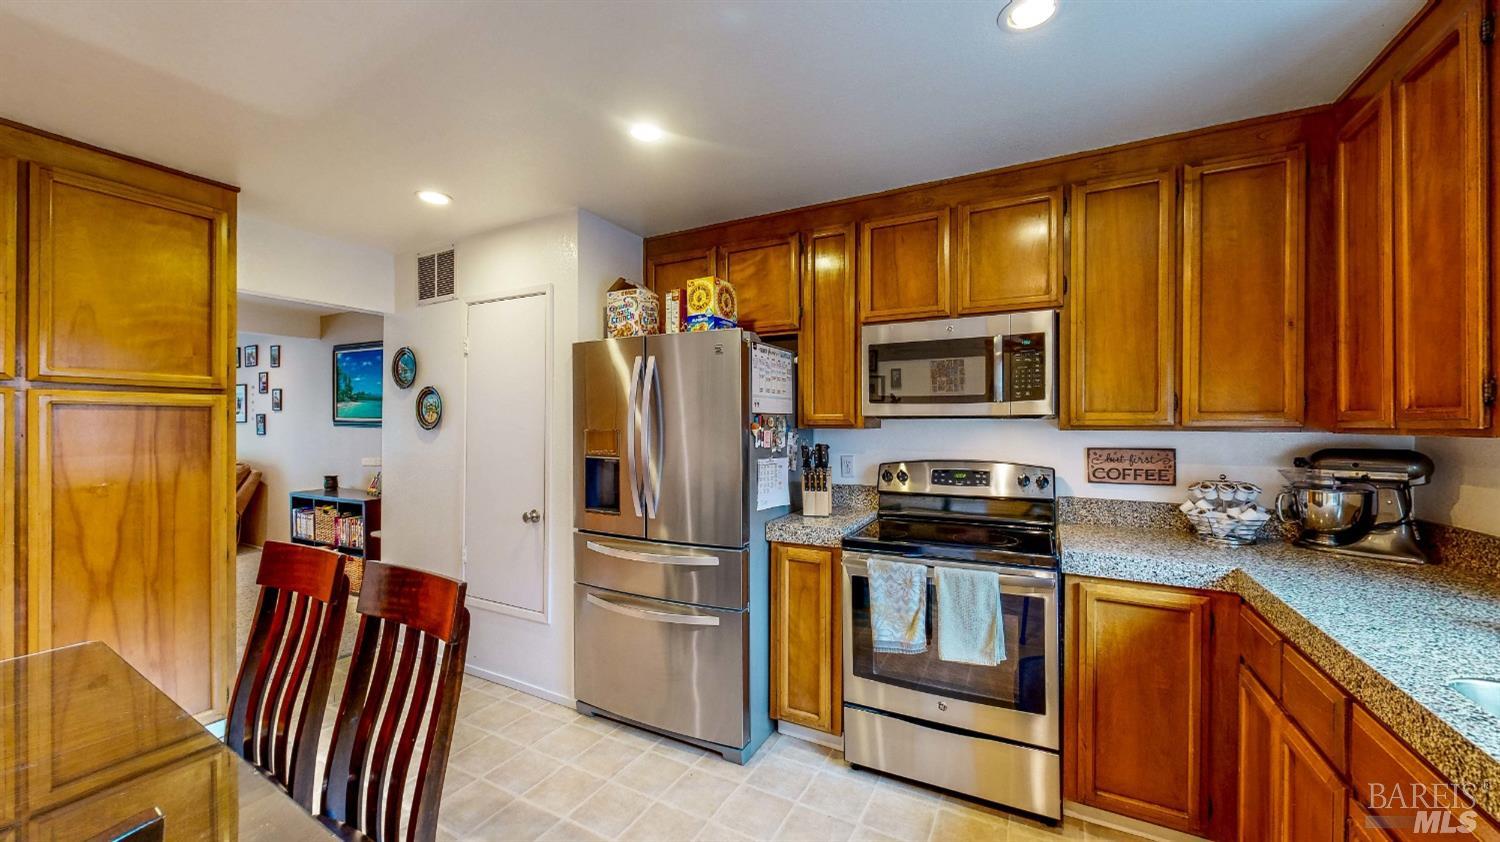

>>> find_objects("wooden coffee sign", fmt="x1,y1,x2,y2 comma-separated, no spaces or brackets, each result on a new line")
1086,448,1177,486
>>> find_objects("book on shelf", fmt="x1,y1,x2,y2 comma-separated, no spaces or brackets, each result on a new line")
290,505,364,551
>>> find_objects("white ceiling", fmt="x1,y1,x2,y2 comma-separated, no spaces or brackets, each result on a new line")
0,0,1420,254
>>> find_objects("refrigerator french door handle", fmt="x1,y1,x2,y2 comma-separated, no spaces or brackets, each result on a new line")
627,355,645,517
585,593,720,626
643,355,664,519
584,540,721,567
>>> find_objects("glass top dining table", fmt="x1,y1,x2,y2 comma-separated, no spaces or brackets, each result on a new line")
0,641,336,840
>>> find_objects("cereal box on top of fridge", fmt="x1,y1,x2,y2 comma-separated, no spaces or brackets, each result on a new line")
604,277,659,337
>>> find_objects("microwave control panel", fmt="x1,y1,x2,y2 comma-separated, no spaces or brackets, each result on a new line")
1002,333,1048,402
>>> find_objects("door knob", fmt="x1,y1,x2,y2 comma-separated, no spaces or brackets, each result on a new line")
522,509,541,524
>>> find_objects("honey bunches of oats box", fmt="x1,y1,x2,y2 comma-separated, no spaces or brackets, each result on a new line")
684,276,737,323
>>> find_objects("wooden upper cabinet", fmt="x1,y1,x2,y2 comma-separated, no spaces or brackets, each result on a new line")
799,224,860,427
770,544,840,735
720,235,800,335
1,157,15,380
1182,149,1305,427
27,390,229,719
28,165,229,389
1334,91,1396,430
859,209,949,323
953,189,1062,314
646,246,716,303
1066,171,1177,428
1391,1,1488,431
1070,579,1212,833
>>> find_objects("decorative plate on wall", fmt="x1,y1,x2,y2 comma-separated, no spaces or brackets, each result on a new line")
416,386,443,430
392,346,418,389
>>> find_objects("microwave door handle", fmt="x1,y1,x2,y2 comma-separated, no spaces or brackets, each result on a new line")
626,355,644,517
993,326,1008,408
644,355,664,518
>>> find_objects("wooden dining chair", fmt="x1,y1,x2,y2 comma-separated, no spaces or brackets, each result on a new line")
319,561,469,842
228,540,351,809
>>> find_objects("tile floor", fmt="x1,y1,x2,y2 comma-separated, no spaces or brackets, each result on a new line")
428,673,1146,842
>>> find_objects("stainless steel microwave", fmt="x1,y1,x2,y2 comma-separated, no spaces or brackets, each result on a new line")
861,311,1057,418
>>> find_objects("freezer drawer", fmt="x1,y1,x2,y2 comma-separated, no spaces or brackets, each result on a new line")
574,532,748,610
574,584,748,749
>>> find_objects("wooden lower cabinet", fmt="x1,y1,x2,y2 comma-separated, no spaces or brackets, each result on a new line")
1066,578,1234,837
1350,706,1500,842
770,543,841,735
1238,666,1279,841
1276,699,1346,841
26,390,231,719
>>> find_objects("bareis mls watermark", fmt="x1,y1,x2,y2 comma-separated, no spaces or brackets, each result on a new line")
1362,781,1490,835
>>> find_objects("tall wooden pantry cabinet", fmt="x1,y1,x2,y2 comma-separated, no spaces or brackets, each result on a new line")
0,118,237,720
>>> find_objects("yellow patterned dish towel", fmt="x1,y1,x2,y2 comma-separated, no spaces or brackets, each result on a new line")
869,558,927,654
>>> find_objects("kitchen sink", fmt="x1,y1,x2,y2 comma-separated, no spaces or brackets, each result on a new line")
1449,679,1500,717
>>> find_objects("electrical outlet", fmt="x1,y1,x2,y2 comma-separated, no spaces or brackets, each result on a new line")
839,454,855,480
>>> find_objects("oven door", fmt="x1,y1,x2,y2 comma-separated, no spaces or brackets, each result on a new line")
842,552,1060,750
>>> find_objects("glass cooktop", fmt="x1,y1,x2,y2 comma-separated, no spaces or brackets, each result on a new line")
842,515,1058,568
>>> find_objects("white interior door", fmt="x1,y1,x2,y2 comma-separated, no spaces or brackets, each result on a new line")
465,291,549,615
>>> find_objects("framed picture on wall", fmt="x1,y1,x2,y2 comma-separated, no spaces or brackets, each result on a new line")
255,413,266,436
236,346,242,369
258,371,269,394
244,345,259,368
236,384,248,423
272,388,283,412
270,345,281,368
333,342,383,427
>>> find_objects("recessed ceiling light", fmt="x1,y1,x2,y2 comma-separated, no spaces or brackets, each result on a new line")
1001,0,1057,30
416,190,452,206
629,122,666,143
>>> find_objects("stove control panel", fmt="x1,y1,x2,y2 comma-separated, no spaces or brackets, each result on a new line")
932,469,990,487
876,460,1056,500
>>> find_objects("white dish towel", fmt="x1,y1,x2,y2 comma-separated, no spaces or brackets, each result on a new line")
869,558,927,654
935,566,1006,666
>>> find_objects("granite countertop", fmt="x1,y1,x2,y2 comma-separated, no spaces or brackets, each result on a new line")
1062,524,1500,817
765,506,877,548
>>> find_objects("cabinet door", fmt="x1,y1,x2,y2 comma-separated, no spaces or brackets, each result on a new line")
1182,149,1305,427
1276,708,1347,842
27,165,229,389
954,189,1062,314
1066,171,1177,427
1348,797,1396,841
770,544,840,734
1350,706,1500,842
1334,91,1396,430
27,390,230,719
646,247,717,303
0,388,11,662
720,235,800,335
1071,579,1211,832
859,209,950,323
799,224,861,428
1239,666,1278,842
1,157,15,380
1391,2,1488,430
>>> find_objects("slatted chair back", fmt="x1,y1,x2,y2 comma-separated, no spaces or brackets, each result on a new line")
227,541,351,809
319,561,469,842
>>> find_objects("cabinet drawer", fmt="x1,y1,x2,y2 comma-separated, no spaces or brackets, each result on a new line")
1238,605,1282,691
1281,646,1348,773
1350,706,1500,841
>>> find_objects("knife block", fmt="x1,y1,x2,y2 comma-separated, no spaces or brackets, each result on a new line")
801,480,831,517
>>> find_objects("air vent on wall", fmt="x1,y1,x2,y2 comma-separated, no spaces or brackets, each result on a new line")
416,246,457,305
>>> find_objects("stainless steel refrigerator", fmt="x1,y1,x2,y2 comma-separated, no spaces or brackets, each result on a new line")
572,329,796,763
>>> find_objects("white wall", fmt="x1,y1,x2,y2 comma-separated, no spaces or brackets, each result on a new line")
816,420,1411,507
1415,437,1500,534
236,312,384,544
239,212,397,313
382,209,642,702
